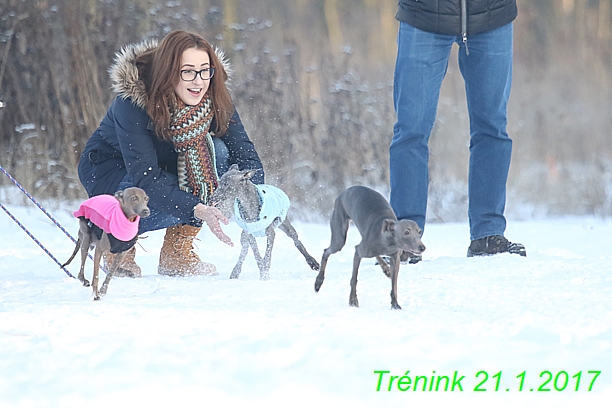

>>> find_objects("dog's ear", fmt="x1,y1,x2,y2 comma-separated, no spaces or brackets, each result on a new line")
229,164,240,172
382,219,396,233
114,190,124,200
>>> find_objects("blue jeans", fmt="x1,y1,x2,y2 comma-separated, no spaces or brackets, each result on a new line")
390,22,514,241
118,137,230,235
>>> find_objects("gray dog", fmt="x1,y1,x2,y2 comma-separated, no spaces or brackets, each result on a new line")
62,187,150,300
314,186,425,309
210,164,320,280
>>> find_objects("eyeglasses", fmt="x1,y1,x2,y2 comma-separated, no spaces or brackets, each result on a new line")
180,67,215,81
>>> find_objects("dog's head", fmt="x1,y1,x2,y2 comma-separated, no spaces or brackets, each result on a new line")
115,187,150,221
210,164,260,218
381,218,426,255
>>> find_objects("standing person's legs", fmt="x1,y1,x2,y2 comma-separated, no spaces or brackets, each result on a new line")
458,23,514,241
390,22,455,232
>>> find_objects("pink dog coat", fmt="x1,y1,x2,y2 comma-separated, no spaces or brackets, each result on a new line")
74,195,140,242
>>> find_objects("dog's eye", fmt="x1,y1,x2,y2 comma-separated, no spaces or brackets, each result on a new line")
404,230,410,236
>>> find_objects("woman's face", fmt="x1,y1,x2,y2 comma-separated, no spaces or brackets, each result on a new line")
174,47,212,106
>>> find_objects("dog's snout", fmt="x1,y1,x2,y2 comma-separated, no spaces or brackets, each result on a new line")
140,208,151,218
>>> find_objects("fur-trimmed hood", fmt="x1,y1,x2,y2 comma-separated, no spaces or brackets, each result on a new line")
108,39,232,109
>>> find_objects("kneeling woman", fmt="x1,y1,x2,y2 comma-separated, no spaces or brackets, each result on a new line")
78,30,264,277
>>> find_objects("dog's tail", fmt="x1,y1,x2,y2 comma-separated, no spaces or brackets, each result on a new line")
61,238,82,268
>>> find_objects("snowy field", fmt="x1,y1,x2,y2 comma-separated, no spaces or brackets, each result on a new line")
1,201,611,407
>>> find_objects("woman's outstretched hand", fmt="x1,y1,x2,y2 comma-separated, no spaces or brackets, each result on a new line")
194,203,234,247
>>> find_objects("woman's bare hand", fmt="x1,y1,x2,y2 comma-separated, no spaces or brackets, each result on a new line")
194,203,234,247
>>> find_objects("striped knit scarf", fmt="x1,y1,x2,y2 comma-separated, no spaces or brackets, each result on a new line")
168,95,218,204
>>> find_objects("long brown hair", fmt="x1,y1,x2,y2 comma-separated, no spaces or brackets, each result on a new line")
135,31,233,140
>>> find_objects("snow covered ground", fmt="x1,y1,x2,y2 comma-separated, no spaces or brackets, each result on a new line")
1,201,611,407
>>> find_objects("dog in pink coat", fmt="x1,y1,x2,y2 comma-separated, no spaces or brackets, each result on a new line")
62,187,150,300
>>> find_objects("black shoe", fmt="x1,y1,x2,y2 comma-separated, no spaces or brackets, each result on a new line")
467,235,526,258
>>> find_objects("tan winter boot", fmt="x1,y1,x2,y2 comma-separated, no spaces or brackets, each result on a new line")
158,224,218,276
103,246,142,278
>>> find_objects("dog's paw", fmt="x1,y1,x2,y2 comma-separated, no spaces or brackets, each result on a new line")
229,268,241,279
314,277,324,292
307,258,321,271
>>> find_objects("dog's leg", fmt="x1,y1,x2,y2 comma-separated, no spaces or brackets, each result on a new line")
278,219,320,271
245,233,265,270
315,244,344,292
314,206,350,292
314,249,330,292
99,251,124,297
78,233,91,287
259,227,276,281
91,247,104,301
349,249,362,307
376,256,391,278
230,230,251,279
389,252,402,310
73,220,94,286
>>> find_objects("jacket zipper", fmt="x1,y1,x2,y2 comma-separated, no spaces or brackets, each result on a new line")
461,0,469,55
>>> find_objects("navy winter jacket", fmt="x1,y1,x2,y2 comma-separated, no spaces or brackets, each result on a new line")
396,0,517,36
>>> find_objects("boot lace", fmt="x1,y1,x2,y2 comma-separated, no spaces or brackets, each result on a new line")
172,231,200,253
